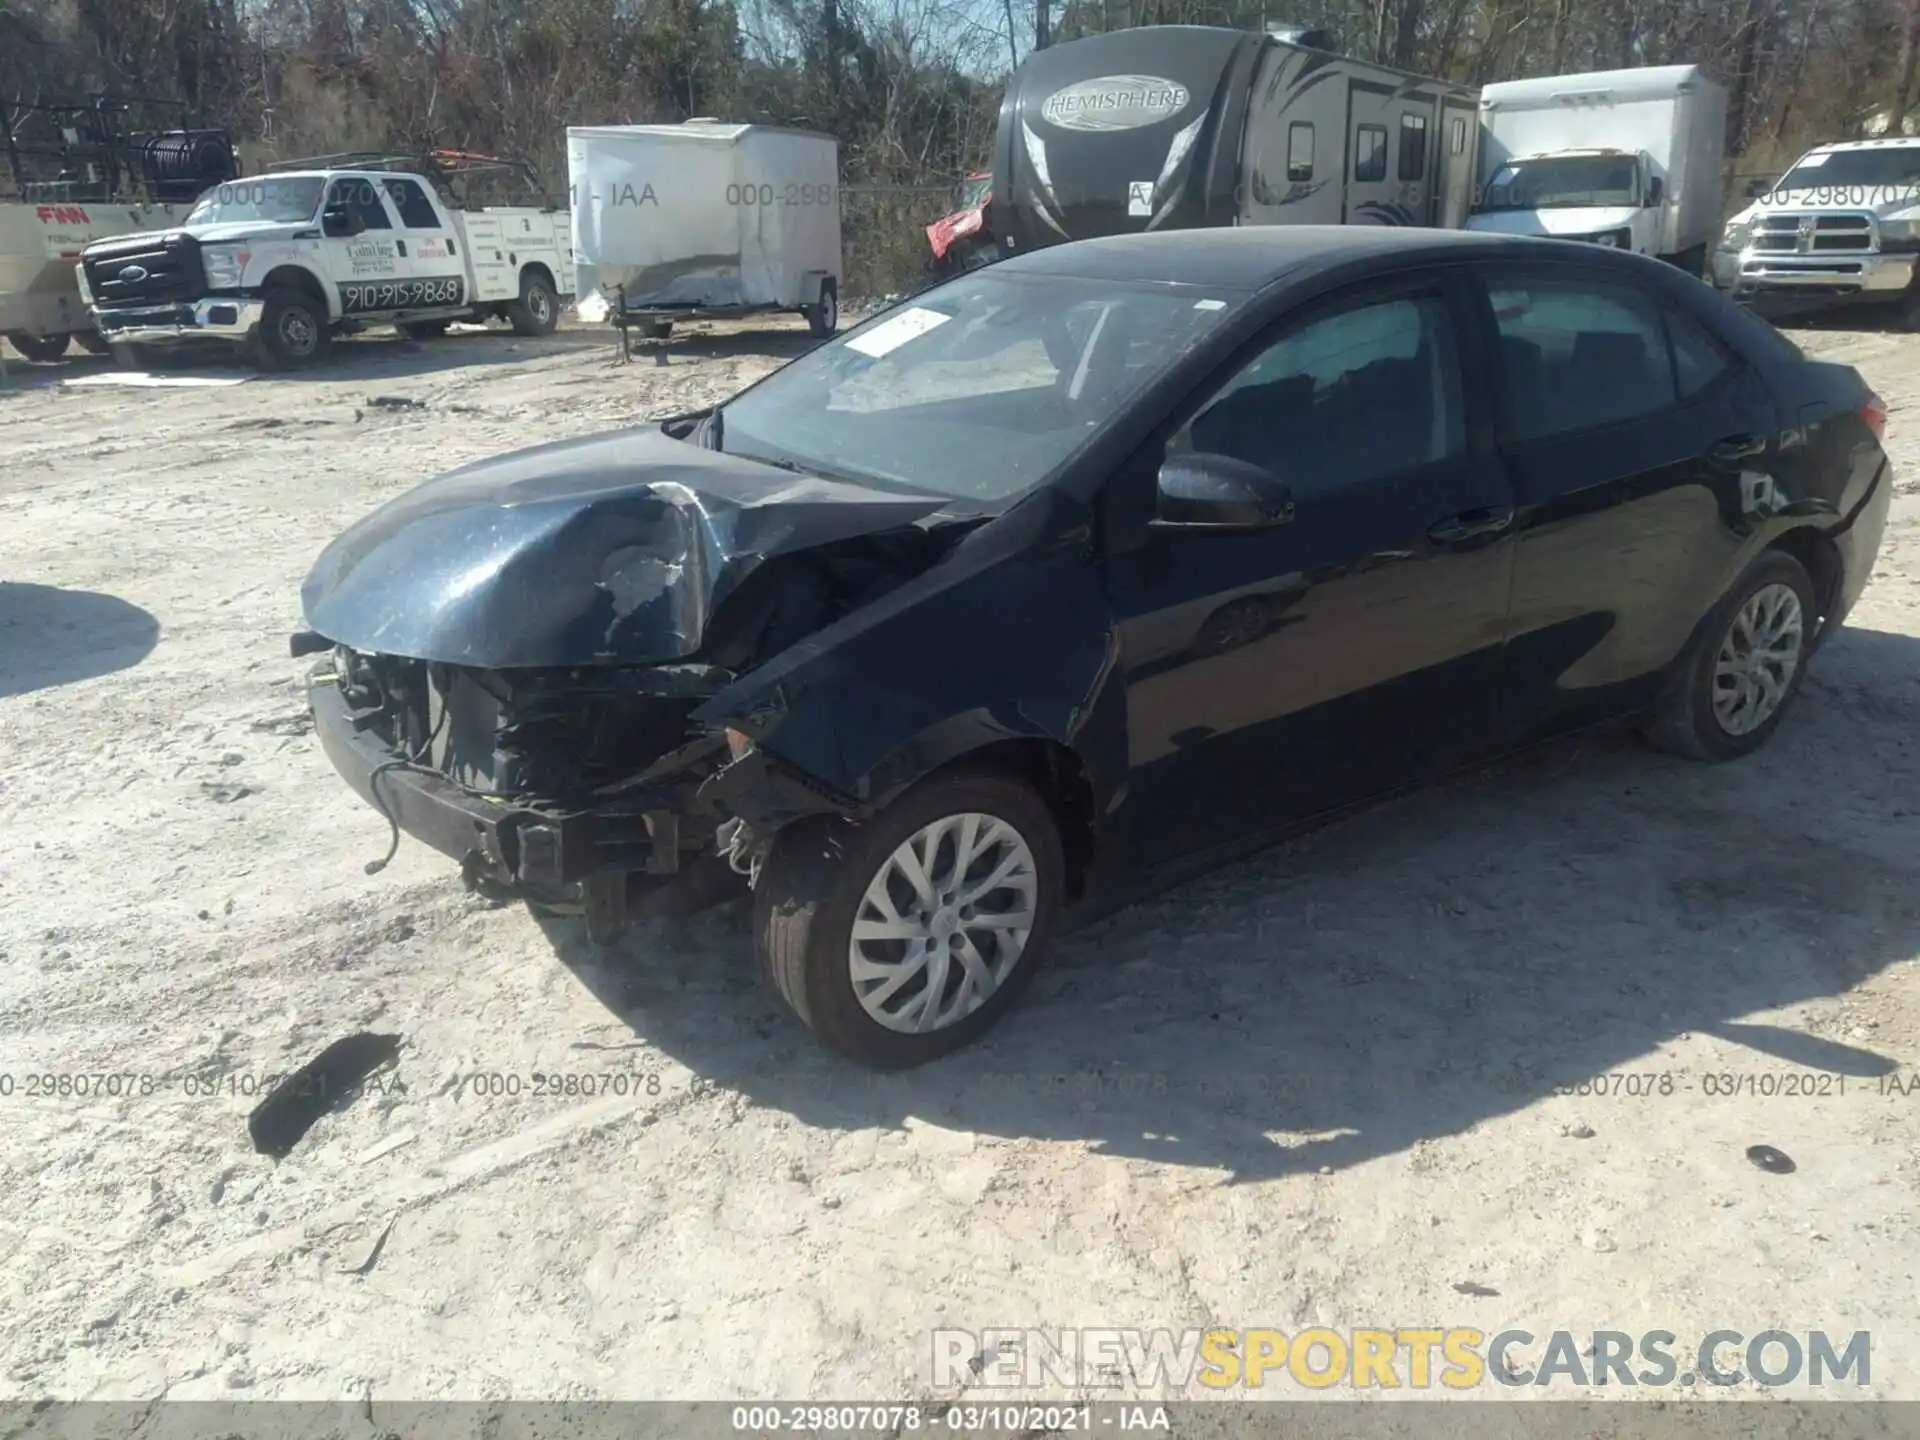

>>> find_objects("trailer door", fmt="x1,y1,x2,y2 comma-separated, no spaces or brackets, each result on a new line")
1344,80,1398,224
1439,96,1477,228
1392,96,1439,225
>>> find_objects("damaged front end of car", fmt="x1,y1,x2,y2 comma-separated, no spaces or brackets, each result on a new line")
294,420,977,940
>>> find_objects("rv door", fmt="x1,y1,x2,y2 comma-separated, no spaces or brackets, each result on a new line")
1438,97,1476,228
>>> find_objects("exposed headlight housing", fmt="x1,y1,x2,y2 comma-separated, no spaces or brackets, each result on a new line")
1589,228,1632,248
201,244,250,290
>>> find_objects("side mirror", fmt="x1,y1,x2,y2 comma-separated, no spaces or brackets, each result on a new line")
321,206,364,238
1744,176,1777,200
1152,451,1296,531
1646,175,1664,207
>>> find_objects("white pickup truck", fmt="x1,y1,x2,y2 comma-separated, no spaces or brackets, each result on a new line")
76,153,576,368
1713,137,1920,325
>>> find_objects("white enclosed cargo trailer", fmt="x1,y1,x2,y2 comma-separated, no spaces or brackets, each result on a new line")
1465,65,1727,274
568,121,842,341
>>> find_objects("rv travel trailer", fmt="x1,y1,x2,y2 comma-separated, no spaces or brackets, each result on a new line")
989,24,1481,255
1466,65,1727,274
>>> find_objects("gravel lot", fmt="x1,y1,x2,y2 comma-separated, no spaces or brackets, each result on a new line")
2,311,1917,1406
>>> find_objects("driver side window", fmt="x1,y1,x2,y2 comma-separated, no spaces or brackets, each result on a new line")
1173,293,1465,495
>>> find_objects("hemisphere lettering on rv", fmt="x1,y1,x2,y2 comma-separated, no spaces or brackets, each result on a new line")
1040,75,1192,132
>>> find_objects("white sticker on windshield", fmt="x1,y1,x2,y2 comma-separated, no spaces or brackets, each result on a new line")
1128,181,1155,217
1794,151,1830,168
846,306,952,358
1193,299,1227,311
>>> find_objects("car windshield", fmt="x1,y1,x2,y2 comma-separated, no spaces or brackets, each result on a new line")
1773,147,1920,193
714,271,1238,504
1478,155,1641,211
185,176,326,226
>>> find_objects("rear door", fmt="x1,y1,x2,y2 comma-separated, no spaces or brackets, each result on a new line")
1467,261,1786,743
325,175,405,317
381,177,468,313
1103,267,1519,868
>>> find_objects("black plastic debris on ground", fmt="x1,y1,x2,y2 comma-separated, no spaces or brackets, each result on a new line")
247,1032,402,1159
1747,1144,1797,1174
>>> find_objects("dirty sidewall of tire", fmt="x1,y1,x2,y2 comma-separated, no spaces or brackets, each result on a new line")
755,771,1065,1069
1680,550,1818,761
258,291,329,369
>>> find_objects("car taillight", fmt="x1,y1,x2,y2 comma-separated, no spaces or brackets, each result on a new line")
1861,393,1887,440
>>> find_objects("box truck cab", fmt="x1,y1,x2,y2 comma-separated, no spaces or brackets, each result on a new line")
1465,65,1726,275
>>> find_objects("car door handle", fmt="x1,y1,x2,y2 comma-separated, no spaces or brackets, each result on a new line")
1427,506,1514,545
1708,433,1766,464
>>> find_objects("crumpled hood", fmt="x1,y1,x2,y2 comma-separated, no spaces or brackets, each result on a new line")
301,425,949,668
1465,205,1641,238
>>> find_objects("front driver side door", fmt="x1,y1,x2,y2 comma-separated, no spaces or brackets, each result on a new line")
1104,270,1518,870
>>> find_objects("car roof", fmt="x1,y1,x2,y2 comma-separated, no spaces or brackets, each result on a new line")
992,225,1583,290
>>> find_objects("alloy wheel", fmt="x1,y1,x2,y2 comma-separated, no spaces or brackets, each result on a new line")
1711,581,1805,736
848,812,1038,1034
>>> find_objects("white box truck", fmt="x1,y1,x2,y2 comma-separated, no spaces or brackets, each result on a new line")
568,121,841,342
1465,65,1726,275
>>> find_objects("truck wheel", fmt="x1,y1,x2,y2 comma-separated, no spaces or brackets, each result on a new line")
398,320,450,341
6,331,71,363
256,288,331,370
110,341,158,371
754,768,1063,1069
506,273,559,336
804,280,839,338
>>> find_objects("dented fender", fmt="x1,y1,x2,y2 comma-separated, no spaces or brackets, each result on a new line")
693,487,1127,826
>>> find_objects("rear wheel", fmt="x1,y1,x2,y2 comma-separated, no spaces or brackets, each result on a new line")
255,287,331,370
1644,550,1817,762
398,319,450,341
506,273,559,336
754,769,1063,1068
6,331,71,363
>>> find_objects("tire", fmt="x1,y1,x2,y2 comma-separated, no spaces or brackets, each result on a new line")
399,319,450,341
1643,550,1818,762
255,287,331,370
6,331,71,363
804,279,839,338
506,273,559,337
72,330,109,356
754,769,1064,1068
110,341,158,371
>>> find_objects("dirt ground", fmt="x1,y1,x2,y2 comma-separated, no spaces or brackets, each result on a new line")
1,310,1917,1408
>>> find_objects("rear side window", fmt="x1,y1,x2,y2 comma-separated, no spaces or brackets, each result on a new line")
1450,116,1467,155
327,178,391,230
1486,276,1676,441
1354,125,1387,183
383,178,443,229
1399,114,1428,181
1665,308,1734,400
1177,294,1465,494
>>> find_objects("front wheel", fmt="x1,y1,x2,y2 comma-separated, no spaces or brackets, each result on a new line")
6,331,72,362
506,273,559,336
256,288,331,369
1643,550,1818,762
755,770,1063,1068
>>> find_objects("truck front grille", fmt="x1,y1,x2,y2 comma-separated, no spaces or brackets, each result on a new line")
1751,213,1876,256
84,233,205,308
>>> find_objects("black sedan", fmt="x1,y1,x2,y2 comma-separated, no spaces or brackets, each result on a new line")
297,226,1893,1068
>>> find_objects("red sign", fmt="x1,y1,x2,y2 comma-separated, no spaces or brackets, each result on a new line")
36,205,92,225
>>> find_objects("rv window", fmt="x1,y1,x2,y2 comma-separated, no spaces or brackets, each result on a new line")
1398,114,1428,182
1354,126,1387,184
1450,117,1467,156
1288,123,1314,183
